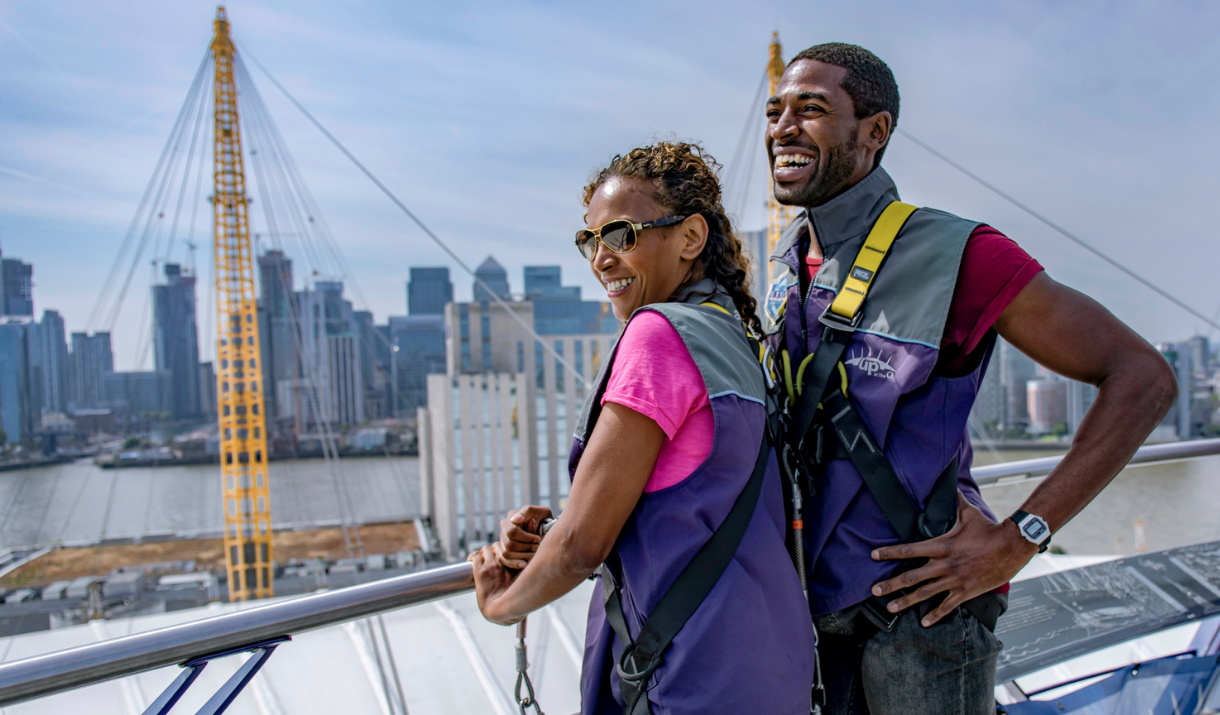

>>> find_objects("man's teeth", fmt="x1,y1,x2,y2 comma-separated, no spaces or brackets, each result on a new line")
776,155,814,168
607,277,635,292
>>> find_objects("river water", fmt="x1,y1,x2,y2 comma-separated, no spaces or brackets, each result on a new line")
0,457,420,549
0,449,1216,556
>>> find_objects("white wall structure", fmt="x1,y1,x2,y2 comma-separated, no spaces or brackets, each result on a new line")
419,335,616,560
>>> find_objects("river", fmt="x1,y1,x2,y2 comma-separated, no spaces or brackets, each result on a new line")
0,456,420,549
0,449,1216,556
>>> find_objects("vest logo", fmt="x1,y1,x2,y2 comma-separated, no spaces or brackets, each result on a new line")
764,271,796,326
850,266,874,283
845,349,897,380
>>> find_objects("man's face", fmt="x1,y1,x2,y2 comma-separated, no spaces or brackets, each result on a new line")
767,60,874,208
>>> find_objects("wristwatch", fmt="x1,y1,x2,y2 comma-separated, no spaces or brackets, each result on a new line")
1009,510,1051,553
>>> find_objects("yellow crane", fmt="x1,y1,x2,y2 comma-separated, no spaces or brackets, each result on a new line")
766,32,800,256
211,6,274,600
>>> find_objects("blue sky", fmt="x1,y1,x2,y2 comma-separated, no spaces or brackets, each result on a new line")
1,0,1218,368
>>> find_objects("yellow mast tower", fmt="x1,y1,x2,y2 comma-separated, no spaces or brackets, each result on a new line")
211,7,274,600
766,32,799,256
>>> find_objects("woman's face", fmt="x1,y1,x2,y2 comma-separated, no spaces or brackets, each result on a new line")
585,177,706,321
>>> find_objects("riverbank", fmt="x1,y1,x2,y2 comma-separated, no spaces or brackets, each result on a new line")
0,520,422,590
92,446,418,469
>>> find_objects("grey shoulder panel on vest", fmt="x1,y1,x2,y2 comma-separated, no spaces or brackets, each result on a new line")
571,293,764,443
641,302,766,403
814,208,979,348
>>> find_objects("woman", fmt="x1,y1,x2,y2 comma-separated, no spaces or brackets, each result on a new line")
470,142,814,714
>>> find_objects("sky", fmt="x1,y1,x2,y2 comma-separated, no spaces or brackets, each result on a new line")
1,0,1219,369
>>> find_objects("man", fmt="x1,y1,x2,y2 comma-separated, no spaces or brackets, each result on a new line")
763,43,1176,714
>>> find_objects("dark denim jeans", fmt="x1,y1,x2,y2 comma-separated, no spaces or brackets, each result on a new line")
814,601,1002,715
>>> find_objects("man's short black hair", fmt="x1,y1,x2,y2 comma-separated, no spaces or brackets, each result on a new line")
789,43,899,167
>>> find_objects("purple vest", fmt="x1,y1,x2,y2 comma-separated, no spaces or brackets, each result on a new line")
762,168,997,616
570,285,815,714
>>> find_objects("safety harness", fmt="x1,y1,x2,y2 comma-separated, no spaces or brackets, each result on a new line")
780,201,1005,633
598,300,806,715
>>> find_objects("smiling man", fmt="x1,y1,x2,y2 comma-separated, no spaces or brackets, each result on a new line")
762,43,1176,714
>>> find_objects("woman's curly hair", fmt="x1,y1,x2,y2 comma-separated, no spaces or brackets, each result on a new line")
582,141,761,335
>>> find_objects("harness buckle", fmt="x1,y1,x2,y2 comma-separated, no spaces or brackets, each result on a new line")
818,305,863,334
616,642,665,684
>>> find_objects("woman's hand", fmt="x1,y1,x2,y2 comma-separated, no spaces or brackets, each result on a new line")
498,505,554,569
469,543,522,625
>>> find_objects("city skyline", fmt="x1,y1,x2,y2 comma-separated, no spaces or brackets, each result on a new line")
3,3,1220,370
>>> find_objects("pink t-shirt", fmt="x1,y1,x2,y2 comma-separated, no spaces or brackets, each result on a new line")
601,311,715,493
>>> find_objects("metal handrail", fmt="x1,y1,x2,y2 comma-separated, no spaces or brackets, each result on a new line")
0,562,474,708
974,437,1220,486
3,438,1220,708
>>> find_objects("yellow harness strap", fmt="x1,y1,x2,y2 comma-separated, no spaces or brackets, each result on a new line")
826,201,918,322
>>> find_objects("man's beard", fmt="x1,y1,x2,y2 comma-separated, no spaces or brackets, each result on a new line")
773,133,859,208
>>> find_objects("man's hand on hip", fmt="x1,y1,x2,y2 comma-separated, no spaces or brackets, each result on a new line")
870,494,1038,627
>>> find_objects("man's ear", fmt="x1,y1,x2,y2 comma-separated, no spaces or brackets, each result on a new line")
860,111,893,153
678,214,709,261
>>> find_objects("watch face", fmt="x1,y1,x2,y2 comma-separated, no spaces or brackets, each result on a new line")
1023,519,1048,541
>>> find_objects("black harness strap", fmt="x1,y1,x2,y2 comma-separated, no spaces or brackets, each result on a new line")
823,390,959,542
600,434,771,715
790,328,851,454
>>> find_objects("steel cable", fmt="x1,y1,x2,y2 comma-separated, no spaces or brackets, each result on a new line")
238,44,588,385
896,128,1220,333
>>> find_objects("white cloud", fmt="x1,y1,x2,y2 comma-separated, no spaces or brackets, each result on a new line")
2,0,1219,368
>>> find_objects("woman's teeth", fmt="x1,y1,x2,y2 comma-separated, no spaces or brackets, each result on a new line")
607,277,634,292
775,154,813,168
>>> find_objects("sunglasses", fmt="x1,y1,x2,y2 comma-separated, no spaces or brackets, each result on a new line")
575,215,687,260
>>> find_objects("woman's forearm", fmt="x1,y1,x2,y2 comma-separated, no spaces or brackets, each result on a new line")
480,403,664,625
484,520,600,624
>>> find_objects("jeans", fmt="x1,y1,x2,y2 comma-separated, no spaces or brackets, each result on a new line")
814,600,1003,715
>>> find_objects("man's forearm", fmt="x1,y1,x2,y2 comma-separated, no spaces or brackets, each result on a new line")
1016,353,1176,533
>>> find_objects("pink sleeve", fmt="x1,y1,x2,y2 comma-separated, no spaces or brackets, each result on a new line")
601,311,714,492
602,312,708,439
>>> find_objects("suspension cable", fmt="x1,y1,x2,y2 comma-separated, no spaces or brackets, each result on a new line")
896,127,1220,333
722,70,769,214
238,44,588,385
233,57,434,417
88,52,211,332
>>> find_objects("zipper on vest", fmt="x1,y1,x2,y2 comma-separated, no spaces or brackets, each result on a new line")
798,223,819,352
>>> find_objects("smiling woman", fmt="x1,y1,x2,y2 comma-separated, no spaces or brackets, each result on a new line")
468,142,816,714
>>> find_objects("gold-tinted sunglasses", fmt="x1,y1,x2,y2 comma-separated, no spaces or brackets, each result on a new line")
574,215,686,260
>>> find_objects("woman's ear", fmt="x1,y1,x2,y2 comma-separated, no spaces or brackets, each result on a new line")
678,214,709,261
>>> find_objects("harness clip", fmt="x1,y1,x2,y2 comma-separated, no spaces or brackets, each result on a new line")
818,305,863,334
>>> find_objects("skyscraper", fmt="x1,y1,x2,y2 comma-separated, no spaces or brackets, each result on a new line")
291,281,365,427
0,321,32,442
1000,339,1037,428
38,309,68,414
524,266,578,300
408,267,453,315
70,332,113,410
522,265,616,335
258,250,297,422
353,310,382,418
0,251,33,317
152,263,201,419
1187,335,1210,377
388,314,446,416
473,256,510,302
740,229,769,310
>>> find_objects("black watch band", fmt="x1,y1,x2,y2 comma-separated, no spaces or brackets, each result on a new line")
1009,509,1051,553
